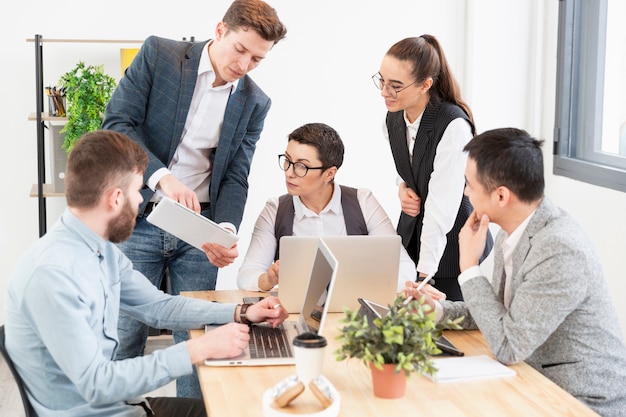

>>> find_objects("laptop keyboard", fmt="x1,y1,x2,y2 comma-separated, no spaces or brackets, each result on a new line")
249,325,293,359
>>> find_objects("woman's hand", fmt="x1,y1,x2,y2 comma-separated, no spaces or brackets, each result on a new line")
402,280,438,313
258,260,280,291
398,182,421,217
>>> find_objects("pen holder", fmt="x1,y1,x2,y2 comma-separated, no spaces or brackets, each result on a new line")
48,95,66,117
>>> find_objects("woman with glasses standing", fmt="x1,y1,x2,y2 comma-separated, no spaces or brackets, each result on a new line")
236,122,419,293
374,35,492,301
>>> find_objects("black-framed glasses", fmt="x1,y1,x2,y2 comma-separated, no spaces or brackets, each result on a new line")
371,73,419,99
278,154,326,178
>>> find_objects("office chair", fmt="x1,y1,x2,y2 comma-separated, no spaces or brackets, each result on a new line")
0,325,37,417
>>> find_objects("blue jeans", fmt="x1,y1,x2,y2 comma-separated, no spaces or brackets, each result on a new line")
116,207,217,399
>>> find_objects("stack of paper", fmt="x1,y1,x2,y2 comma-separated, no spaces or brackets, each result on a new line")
426,355,516,383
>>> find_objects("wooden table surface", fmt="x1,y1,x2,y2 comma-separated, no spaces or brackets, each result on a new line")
183,290,599,417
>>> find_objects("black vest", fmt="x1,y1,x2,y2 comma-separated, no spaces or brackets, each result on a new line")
273,185,368,260
386,100,492,297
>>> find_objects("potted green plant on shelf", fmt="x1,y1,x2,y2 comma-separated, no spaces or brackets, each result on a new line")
334,295,462,398
58,61,116,153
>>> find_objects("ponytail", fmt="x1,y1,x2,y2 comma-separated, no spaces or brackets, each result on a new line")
420,35,474,129
387,35,475,130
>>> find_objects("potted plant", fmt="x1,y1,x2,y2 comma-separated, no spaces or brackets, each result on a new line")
58,61,116,153
334,296,462,398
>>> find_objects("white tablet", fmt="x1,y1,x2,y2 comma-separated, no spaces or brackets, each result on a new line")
146,197,239,249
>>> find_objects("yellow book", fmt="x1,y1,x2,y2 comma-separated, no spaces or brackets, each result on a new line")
120,48,140,76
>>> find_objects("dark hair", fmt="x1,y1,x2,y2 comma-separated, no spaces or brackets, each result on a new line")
463,128,545,202
65,130,148,208
288,123,344,169
386,35,474,130
223,0,287,45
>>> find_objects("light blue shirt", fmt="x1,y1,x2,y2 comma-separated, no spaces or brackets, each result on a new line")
4,209,236,416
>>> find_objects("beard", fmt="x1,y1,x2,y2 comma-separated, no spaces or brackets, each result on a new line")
107,198,137,243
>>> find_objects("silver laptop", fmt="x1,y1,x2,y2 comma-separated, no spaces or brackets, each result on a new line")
146,197,239,249
203,238,338,366
279,235,401,313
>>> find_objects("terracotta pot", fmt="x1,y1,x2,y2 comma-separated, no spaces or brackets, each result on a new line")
369,362,407,398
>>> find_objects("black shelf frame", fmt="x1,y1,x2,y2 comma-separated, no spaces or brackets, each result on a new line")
34,34,46,237
29,35,143,237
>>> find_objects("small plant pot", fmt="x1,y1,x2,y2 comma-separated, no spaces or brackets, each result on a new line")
369,362,407,399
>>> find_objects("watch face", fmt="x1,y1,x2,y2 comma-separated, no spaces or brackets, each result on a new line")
243,297,264,304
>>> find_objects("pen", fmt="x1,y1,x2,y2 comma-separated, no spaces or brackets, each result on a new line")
402,275,432,306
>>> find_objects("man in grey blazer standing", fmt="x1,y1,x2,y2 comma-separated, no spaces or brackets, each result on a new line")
406,128,626,417
101,0,287,399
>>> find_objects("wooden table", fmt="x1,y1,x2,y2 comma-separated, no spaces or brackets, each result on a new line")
183,290,599,417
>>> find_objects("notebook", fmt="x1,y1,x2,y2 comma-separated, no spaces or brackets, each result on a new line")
203,237,339,366
146,197,239,249
428,355,516,383
278,235,402,313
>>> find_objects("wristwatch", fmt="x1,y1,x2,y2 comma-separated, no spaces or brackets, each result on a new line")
239,303,253,325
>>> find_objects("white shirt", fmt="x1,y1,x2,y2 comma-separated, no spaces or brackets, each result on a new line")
149,42,238,203
237,183,417,291
501,210,535,309
383,115,473,276
405,112,422,158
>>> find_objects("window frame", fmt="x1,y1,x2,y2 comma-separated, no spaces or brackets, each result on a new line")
554,0,626,192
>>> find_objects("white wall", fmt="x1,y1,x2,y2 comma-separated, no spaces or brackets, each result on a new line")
2,1,625,337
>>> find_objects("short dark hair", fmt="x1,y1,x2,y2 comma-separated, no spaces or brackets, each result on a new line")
65,130,148,208
287,123,344,169
222,0,287,45
463,128,545,202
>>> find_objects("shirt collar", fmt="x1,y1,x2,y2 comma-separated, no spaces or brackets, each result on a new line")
293,182,342,220
403,110,424,130
502,208,537,254
61,208,108,258
201,41,239,93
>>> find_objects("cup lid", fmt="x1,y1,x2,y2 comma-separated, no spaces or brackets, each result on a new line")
293,332,327,348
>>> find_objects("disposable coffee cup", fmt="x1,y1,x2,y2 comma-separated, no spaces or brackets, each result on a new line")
293,332,327,385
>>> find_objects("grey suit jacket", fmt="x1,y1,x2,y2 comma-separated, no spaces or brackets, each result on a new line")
102,36,271,228
441,198,626,416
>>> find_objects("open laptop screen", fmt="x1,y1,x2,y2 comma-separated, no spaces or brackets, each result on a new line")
299,238,338,335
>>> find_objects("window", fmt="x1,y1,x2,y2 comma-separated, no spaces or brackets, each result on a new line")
554,0,626,192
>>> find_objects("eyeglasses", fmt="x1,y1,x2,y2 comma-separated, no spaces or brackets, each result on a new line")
278,154,326,178
371,73,419,99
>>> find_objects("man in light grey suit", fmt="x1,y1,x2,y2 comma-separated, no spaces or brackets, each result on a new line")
101,0,287,399
407,128,626,417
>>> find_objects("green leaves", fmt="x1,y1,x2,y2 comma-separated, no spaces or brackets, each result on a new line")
334,296,463,378
382,326,403,345
59,61,116,153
